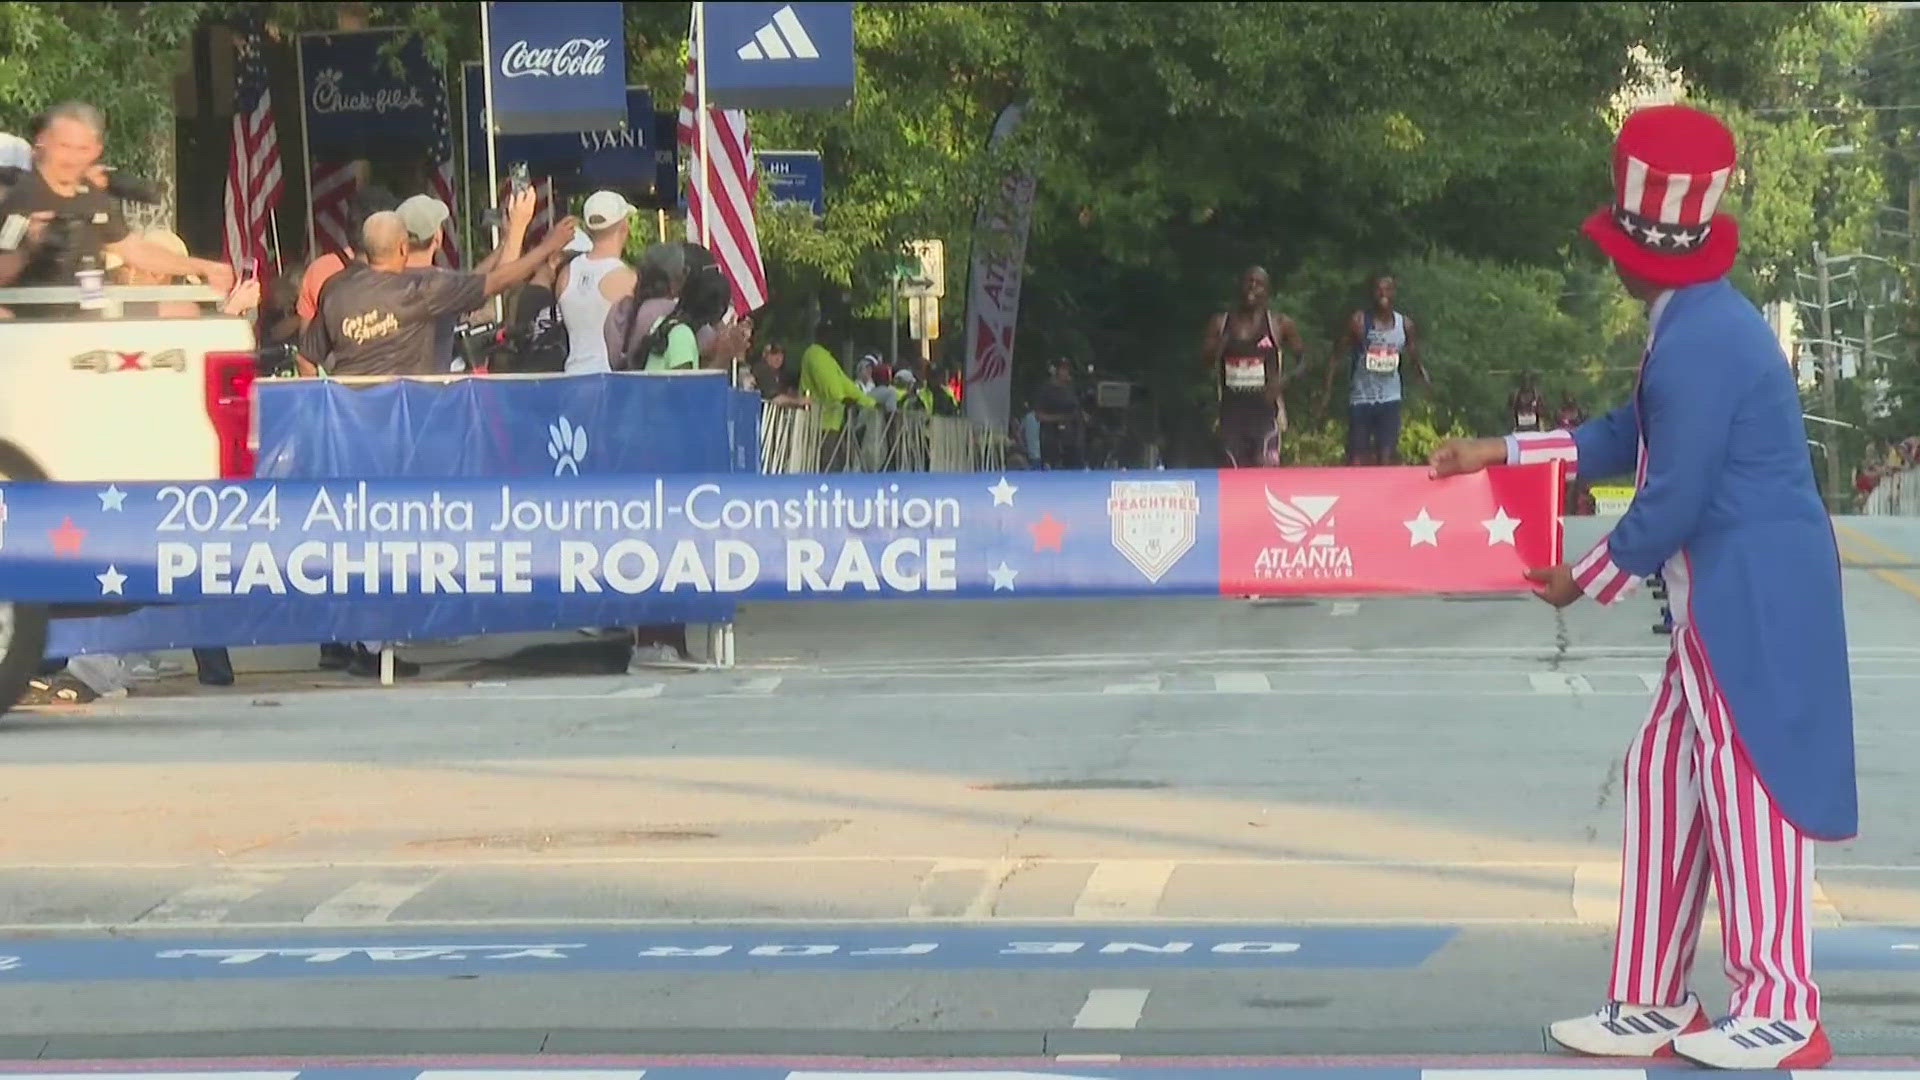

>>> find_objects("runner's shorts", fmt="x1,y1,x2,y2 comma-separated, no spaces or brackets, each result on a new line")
1347,400,1402,460
1220,415,1281,468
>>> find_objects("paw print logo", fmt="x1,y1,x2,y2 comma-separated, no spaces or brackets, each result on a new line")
548,416,588,476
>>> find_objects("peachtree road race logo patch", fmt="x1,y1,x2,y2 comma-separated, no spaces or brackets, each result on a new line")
1257,490,1353,580
1107,479,1200,583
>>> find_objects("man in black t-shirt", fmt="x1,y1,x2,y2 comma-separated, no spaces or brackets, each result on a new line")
302,202,575,377
0,102,232,290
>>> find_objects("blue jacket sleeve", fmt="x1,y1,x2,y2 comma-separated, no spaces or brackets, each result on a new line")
1600,337,1740,576
1570,401,1640,481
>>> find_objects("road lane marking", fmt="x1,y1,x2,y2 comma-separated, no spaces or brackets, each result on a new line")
1639,672,1663,692
1529,673,1593,695
1072,987,1151,1028
612,683,666,698
418,1073,643,1080
1571,863,1617,923
134,873,281,925
1835,522,1920,604
1073,861,1176,919
722,676,783,696
1212,672,1271,694
302,876,439,926
1101,677,1163,695
1329,601,1359,616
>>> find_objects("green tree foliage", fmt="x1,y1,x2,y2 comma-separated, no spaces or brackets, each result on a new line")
0,3,214,183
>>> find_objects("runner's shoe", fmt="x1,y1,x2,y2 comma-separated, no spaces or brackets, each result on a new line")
1671,1015,1832,1070
1547,996,1706,1057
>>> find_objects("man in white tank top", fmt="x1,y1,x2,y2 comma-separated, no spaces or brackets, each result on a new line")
557,190,637,374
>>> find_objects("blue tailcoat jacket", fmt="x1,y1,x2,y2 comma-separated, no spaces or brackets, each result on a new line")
1574,278,1857,841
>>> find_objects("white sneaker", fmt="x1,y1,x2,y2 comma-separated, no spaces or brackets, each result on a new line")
1671,1015,1832,1070
1547,995,1707,1057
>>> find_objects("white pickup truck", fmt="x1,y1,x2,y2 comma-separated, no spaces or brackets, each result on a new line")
0,284,260,714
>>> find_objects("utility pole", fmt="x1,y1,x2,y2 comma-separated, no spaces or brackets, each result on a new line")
1816,244,1843,503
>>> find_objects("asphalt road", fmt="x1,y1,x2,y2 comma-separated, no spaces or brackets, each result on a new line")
0,517,1915,1065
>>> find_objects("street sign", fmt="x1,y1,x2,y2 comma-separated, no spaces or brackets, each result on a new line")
910,294,940,341
756,150,825,216
901,239,944,298
703,2,855,110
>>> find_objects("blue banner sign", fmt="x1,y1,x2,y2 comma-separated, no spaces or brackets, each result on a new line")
0,472,1223,605
757,150,825,216
255,373,759,480
463,63,656,197
703,2,855,110
298,30,443,155
485,1,627,135
0,924,1453,983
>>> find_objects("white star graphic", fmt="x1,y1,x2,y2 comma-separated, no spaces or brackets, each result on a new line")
97,484,127,512
1404,508,1444,547
1644,225,1669,247
1482,507,1522,546
988,476,1019,507
988,562,1019,591
96,565,127,595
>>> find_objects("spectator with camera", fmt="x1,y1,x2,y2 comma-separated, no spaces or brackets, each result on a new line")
0,102,233,292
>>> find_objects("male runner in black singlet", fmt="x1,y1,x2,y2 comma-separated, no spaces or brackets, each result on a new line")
1203,266,1308,467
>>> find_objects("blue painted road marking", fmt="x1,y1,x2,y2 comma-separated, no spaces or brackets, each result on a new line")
0,925,1454,983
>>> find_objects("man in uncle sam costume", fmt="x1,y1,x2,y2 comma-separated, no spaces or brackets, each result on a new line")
1432,103,1855,1070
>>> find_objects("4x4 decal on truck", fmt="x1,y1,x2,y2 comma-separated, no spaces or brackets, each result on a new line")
70,349,187,374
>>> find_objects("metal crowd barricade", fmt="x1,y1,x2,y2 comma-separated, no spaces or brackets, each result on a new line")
757,399,1006,475
1863,466,1920,516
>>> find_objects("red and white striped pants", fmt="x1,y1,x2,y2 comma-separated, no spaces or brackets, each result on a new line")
1609,622,1819,1021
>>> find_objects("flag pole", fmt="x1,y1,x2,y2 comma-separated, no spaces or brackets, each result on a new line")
695,1,711,248
480,1,504,321
295,32,316,258
266,208,285,274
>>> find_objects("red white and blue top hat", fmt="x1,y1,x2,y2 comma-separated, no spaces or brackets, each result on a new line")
1581,104,1740,288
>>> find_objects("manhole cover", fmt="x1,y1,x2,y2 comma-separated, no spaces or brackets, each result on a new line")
973,779,1168,791
406,828,718,852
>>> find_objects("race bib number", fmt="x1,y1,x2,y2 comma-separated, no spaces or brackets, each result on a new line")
1517,412,1536,428
1224,357,1266,390
1364,346,1401,375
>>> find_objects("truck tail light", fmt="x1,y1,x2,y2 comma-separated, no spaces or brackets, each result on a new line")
204,351,256,478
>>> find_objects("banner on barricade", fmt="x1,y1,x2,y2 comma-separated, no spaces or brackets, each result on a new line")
0,467,1559,607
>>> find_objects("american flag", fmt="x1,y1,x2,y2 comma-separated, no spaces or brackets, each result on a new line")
678,16,768,317
221,21,283,275
425,66,462,268
309,160,359,258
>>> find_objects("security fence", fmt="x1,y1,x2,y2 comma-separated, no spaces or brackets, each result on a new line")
1863,466,1920,516
759,400,1008,475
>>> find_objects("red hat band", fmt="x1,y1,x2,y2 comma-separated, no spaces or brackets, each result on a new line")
1612,156,1733,256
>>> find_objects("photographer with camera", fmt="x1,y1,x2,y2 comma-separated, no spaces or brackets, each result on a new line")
300,191,575,379
0,102,233,292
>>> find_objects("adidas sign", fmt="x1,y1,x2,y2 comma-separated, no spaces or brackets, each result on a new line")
737,4,820,61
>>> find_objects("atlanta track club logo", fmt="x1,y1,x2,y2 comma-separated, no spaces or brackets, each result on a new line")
1255,490,1354,580
1107,479,1200,584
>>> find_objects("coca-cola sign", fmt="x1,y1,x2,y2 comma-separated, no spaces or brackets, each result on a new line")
485,2,627,135
499,38,610,79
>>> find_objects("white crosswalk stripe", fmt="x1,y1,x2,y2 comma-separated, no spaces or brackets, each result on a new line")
135,872,280,925
303,875,439,925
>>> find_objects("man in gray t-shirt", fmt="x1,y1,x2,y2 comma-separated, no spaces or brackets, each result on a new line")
301,201,574,377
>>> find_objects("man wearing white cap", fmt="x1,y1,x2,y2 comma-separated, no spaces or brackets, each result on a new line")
555,189,636,374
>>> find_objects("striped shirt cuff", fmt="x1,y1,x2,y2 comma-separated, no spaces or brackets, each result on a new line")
1571,533,1640,606
1506,430,1579,476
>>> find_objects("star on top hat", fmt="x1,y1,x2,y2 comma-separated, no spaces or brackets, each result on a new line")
1581,103,1740,287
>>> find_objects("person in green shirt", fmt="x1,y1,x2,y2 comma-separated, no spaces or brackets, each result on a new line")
798,314,875,469
638,263,732,371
